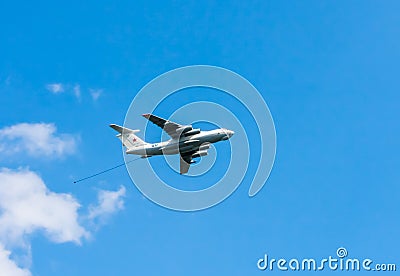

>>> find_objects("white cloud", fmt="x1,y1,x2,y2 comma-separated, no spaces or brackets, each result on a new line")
45,83,103,102
0,168,89,246
0,168,90,275
0,123,77,158
0,244,31,276
0,167,126,274
88,186,126,224
45,83,64,94
73,84,81,100
89,89,102,101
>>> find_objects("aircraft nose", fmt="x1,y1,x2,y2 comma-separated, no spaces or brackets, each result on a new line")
229,130,235,137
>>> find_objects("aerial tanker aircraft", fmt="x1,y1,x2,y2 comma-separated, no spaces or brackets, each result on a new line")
110,114,234,174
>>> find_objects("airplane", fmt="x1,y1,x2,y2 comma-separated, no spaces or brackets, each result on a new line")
110,114,234,174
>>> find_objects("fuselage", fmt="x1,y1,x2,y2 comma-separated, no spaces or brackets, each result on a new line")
126,128,234,156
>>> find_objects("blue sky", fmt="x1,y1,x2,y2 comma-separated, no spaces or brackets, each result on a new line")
1,1,400,275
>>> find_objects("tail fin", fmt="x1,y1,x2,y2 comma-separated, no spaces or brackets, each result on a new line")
110,124,147,149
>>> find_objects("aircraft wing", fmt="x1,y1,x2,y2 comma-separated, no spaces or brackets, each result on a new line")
179,154,193,175
142,113,188,139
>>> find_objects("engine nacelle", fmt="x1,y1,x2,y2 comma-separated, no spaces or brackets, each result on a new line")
199,143,210,151
183,128,201,137
175,125,192,133
192,150,208,158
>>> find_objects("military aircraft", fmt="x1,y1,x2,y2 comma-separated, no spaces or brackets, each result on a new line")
110,114,234,174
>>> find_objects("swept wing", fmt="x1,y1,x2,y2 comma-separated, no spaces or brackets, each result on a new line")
142,113,192,139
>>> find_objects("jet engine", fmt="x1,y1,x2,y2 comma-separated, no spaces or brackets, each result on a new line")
192,150,208,158
183,128,201,137
175,125,193,134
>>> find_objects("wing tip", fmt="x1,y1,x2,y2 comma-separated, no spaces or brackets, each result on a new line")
109,124,120,131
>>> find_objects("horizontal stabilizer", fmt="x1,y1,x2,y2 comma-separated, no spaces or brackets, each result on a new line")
110,124,140,134
110,124,147,149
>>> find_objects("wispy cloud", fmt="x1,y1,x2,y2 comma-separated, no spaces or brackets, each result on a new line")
45,83,64,94
88,186,126,225
0,123,77,158
73,84,81,101
89,89,102,101
45,83,104,102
